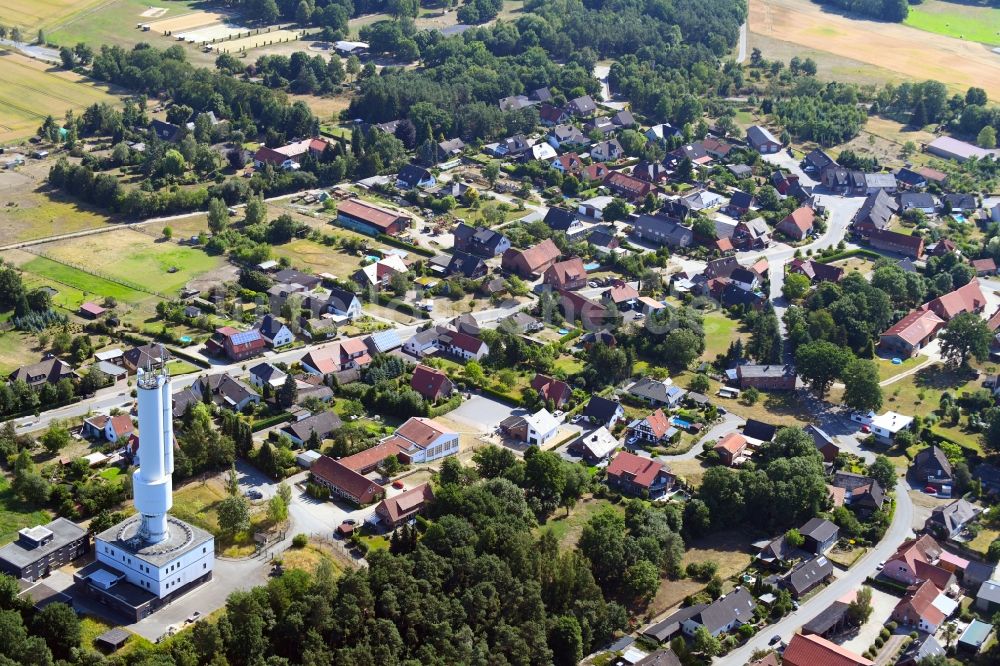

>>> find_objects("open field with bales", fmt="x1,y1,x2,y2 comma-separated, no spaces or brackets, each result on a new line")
904,0,1000,47
0,0,105,32
0,50,127,143
750,0,1000,98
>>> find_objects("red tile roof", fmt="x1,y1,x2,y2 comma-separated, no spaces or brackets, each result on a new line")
80,302,106,316
338,198,410,232
778,206,816,237
607,283,640,303
922,279,986,320
395,416,450,447
882,309,944,346
311,455,382,504
376,483,434,525
715,432,747,456
544,257,587,288
410,364,452,400
517,238,561,273
988,307,1000,332
531,374,572,405
607,451,667,489
109,414,134,437
643,408,672,439
782,633,873,666
972,258,997,272
895,579,945,627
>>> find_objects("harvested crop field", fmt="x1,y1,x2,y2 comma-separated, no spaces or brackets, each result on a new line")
0,51,126,142
904,0,1000,47
750,0,1000,98
0,0,104,31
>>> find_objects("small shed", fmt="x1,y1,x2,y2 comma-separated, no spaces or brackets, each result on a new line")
296,449,322,469
96,627,132,652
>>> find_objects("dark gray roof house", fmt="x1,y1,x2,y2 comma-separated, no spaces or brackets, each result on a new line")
632,214,694,248
926,498,978,539
800,517,839,550
803,148,836,173
282,410,343,445
899,192,937,212
582,395,624,427
643,604,706,643
544,207,582,232
742,419,777,442
566,95,597,116
692,587,755,635
852,189,898,232
913,445,953,486
944,192,977,212
786,556,833,597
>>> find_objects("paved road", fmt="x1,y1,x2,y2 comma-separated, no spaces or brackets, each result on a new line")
722,478,914,665
660,412,745,463
593,63,627,110
736,21,748,64
0,38,61,63
15,293,530,436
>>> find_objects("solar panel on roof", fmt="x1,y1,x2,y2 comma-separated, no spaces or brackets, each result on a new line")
231,330,261,345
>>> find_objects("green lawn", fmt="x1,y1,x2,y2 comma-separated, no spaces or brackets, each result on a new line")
166,359,200,376
701,309,746,361
0,330,41,375
904,1,1000,47
39,230,223,294
48,0,201,50
875,355,921,382
0,475,52,546
18,256,147,303
538,496,620,548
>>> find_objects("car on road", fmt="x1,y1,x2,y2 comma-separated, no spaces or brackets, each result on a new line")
392,480,404,489
185,611,202,624
769,635,782,646
244,490,263,500
876,560,885,570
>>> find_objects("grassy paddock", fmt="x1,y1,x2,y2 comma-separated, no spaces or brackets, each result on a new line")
0,330,41,375
0,0,106,32
904,0,1000,46
9,253,148,303
38,229,223,294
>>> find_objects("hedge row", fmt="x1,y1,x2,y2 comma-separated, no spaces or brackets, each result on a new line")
374,294,430,319
378,233,436,257
814,248,882,263
252,411,293,432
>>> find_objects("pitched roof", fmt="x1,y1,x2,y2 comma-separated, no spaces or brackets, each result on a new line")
882,309,944,346
695,587,755,634
410,364,452,399
922,279,986,320
896,579,946,626
929,498,977,535
531,373,572,405
582,395,622,423
513,238,561,273
310,455,381,502
914,445,953,479
376,483,433,525
338,198,409,232
780,207,816,235
782,632,873,666
395,416,451,448
788,555,833,595
715,432,747,456
544,257,587,286
607,451,667,488
800,517,839,543
742,418,778,442
284,411,343,442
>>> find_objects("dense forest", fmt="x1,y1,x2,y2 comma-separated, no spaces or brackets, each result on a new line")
815,0,909,21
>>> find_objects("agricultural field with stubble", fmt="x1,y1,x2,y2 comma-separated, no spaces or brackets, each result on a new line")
0,0,105,32
750,0,1000,98
0,51,126,143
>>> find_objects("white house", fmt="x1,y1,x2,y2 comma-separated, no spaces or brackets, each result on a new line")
591,139,624,162
386,417,460,464
248,362,287,390
853,410,914,442
578,195,613,219
522,409,560,446
403,326,448,357
326,287,363,319
256,315,294,348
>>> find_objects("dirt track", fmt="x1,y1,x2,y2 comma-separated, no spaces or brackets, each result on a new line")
750,0,1000,98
